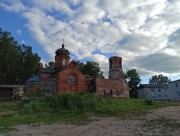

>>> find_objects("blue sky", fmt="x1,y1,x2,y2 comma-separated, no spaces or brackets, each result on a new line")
0,0,180,83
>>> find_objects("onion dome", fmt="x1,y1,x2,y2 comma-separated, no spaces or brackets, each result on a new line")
55,43,70,56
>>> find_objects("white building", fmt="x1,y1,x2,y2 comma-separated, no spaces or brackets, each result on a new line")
138,79,180,101
167,80,180,101
138,84,168,101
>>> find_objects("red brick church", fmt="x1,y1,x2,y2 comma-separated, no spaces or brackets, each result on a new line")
25,43,129,98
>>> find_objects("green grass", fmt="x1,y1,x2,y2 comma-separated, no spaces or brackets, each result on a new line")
0,93,179,132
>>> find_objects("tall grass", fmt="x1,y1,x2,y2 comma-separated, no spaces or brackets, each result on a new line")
20,93,180,116
0,93,179,132
20,93,102,113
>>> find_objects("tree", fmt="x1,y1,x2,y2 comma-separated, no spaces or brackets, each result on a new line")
76,60,104,78
124,69,141,98
45,61,55,68
16,44,40,84
0,29,20,84
149,74,171,85
0,28,40,84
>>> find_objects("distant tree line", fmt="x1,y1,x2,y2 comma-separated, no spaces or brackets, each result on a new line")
149,74,171,85
0,28,40,84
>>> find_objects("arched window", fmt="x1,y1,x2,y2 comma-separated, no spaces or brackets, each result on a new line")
103,89,106,95
63,59,66,65
68,76,76,84
110,90,112,95
116,90,119,95
119,60,122,68
110,60,112,68
28,85,32,93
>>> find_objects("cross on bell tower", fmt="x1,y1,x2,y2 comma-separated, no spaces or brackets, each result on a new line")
55,39,70,69
62,39,65,48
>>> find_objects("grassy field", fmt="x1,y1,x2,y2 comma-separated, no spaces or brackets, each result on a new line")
0,93,180,132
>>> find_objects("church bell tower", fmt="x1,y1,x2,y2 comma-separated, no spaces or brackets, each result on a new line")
55,40,70,69
108,56,124,80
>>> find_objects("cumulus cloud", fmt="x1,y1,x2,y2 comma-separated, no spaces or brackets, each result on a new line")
1,0,180,79
0,0,25,13
132,53,180,74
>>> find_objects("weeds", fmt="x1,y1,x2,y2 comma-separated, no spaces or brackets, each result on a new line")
0,93,180,133
20,93,102,113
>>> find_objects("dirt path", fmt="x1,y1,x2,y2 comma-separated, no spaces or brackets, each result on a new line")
1,106,180,136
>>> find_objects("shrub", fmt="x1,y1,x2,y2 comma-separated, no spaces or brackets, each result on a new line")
43,93,101,111
20,92,102,114
36,84,45,97
144,98,152,105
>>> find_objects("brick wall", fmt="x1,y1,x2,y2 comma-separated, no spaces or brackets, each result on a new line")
95,78,126,97
57,63,86,94
41,73,53,81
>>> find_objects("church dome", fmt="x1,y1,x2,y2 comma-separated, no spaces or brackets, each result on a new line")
55,43,70,56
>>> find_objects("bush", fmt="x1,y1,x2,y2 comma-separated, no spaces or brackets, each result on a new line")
36,84,45,97
144,98,152,105
44,93,101,111
20,99,46,114
20,93,102,114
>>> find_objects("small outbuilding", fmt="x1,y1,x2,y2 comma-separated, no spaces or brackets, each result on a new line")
0,85,24,100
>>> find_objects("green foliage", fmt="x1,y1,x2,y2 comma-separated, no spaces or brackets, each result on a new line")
124,69,141,98
45,61,55,69
21,93,101,113
16,44,40,84
0,28,40,84
36,84,45,97
19,93,180,116
76,60,104,78
149,74,171,85
144,98,152,105
21,100,46,114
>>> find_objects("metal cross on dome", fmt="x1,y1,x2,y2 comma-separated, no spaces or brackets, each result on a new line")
62,39,65,48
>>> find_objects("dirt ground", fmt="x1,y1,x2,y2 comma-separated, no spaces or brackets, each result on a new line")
1,106,180,136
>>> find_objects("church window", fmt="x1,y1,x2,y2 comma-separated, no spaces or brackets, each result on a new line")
63,59,66,65
68,76,76,84
28,85,32,93
119,60,122,68
110,60,112,68
103,89,106,95
45,87,51,96
110,90,112,95
116,90,119,95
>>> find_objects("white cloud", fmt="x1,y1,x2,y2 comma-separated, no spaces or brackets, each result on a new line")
17,29,22,35
0,0,25,13
1,0,180,80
